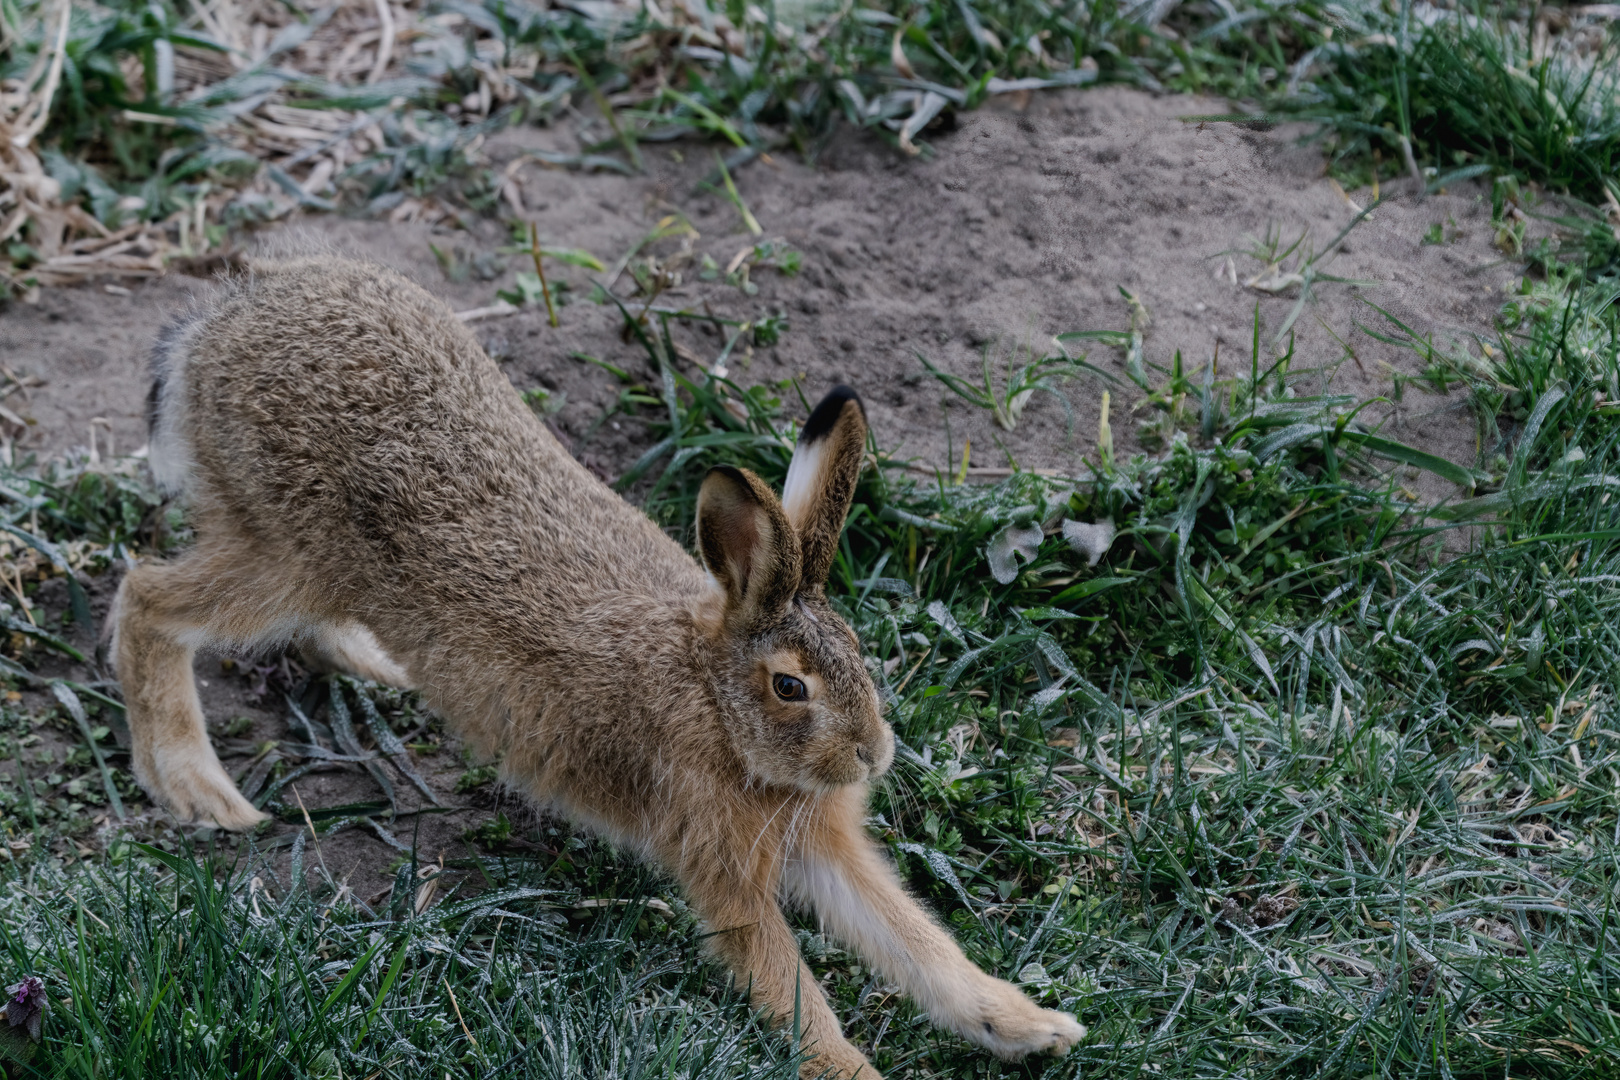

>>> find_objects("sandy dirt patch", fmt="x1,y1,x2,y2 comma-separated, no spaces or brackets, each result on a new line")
6,87,1509,477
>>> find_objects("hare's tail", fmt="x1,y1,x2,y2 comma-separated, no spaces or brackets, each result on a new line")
146,315,203,498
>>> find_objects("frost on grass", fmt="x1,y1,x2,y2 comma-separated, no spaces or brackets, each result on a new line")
986,520,1044,584
1061,518,1116,567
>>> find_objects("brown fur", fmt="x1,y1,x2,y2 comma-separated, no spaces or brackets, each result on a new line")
113,256,1085,1076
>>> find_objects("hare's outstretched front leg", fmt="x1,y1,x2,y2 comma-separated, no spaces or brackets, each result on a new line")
113,557,288,830
691,871,879,1079
786,801,1085,1061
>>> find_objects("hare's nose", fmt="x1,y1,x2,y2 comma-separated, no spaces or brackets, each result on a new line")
855,744,873,766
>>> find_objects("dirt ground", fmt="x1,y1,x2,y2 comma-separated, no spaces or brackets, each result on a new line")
0,85,1522,892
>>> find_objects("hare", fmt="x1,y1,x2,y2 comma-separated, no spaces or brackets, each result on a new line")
112,256,1085,1077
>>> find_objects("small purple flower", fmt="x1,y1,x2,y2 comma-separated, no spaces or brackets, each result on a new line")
4,976,47,1041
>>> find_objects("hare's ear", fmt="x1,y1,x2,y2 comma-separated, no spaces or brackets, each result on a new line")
782,386,868,589
697,466,802,621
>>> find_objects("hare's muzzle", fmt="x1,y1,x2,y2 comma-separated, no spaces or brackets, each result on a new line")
856,721,895,781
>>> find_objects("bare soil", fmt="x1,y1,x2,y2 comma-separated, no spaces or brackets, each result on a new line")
0,85,1518,893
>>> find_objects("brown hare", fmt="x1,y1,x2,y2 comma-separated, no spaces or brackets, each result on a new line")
112,256,1086,1077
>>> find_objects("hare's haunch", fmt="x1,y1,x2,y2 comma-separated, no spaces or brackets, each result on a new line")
113,257,1085,1076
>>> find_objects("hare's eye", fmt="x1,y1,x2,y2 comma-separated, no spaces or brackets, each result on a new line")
772,674,807,702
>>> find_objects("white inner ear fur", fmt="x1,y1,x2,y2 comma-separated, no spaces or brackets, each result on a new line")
730,502,771,593
781,434,829,531
700,488,767,599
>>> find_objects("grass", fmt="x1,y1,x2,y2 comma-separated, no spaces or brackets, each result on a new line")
1,844,809,1078
917,334,1113,435
1173,7,1620,280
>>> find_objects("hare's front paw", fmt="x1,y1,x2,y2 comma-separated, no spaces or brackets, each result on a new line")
799,1040,882,1079
140,747,268,831
962,978,1087,1060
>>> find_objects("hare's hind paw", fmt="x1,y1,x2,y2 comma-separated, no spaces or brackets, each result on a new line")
142,748,268,831
300,623,411,687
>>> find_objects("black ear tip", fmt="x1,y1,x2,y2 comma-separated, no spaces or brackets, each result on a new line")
801,385,864,444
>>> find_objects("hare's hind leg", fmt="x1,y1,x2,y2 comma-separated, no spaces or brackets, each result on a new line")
113,553,310,830
299,623,411,687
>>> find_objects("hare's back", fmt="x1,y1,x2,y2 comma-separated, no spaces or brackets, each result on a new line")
171,257,681,596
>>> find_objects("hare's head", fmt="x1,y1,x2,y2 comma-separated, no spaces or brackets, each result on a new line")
697,387,892,794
